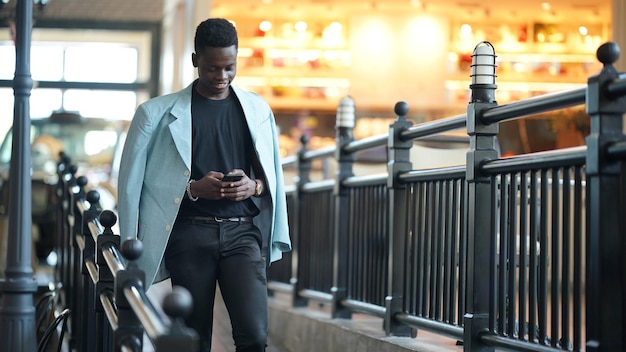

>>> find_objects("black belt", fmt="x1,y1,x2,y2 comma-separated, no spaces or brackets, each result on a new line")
181,216,253,223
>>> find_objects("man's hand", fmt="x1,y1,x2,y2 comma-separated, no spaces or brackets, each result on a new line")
190,169,256,201
218,169,256,201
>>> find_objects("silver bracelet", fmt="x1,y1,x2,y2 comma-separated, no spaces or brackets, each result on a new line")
186,179,198,201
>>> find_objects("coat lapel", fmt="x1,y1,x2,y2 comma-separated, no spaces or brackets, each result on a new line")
168,85,193,171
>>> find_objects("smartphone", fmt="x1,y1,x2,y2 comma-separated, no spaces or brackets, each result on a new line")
222,173,244,182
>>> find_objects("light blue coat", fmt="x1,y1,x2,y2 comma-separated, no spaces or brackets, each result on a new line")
117,82,291,286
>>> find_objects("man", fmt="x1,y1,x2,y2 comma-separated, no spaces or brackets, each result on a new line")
117,18,291,352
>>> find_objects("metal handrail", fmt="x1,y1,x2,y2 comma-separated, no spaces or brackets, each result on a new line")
124,285,168,341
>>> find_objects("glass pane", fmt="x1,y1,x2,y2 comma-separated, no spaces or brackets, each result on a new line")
0,89,63,121
63,89,136,120
0,44,16,80
64,45,138,83
32,45,64,81
31,89,63,118
0,88,14,139
84,130,118,156
0,126,12,164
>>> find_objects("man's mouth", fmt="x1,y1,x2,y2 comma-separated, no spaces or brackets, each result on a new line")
214,81,229,89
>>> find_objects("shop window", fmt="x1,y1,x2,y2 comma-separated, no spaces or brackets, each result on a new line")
64,89,137,120
31,46,65,81
64,45,138,83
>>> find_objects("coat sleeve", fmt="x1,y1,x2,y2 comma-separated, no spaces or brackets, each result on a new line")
117,104,153,243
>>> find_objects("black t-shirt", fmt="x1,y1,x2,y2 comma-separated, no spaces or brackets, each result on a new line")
177,84,260,218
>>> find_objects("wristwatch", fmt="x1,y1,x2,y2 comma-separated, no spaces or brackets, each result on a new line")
254,179,263,197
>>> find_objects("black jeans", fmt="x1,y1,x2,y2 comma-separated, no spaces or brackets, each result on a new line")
164,220,268,352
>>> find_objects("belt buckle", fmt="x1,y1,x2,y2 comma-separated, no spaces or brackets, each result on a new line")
214,216,226,223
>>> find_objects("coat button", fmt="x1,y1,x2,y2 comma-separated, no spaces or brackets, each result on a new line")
165,225,171,231
174,197,181,204
184,170,190,176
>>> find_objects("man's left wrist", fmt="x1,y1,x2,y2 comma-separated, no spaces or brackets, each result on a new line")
253,179,263,197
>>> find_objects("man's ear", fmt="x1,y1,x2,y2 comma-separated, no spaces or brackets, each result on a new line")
191,52,198,67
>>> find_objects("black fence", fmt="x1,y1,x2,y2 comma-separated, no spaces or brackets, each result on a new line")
269,41,626,351
49,153,198,352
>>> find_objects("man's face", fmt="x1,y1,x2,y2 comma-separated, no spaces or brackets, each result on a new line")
192,45,237,100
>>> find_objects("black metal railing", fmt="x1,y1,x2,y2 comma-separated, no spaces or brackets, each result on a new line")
52,155,198,352
273,41,626,351
42,41,626,352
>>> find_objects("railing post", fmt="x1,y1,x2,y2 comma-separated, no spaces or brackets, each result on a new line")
95,203,117,352
77,190,101,352
584,41,626,352
290,135,311,308
55,153,72,287
331,96,355,319
464,41,499,352
384,101,414,336
59,164,77,294
113,230,145,351
68,174,87,350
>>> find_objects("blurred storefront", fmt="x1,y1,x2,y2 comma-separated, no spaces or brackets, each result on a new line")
190,0,614,157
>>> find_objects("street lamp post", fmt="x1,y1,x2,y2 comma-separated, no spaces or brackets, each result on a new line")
0,0,37,350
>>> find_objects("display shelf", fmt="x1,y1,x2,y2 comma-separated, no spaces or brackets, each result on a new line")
236,36,351,110
236,75,348,110
450,51,600,80
445,18,609,106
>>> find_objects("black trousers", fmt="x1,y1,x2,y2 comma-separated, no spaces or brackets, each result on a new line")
164,219,268,352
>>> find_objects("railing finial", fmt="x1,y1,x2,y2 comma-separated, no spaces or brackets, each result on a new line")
98,208,116,236
86,189,100,206
394,101,409,120
76,175,88,188
596,41,620,66
120,238,143,262
162,286,194,321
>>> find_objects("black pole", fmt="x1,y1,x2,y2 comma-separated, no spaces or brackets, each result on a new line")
0,0,38,351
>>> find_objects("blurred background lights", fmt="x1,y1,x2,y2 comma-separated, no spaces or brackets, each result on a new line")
295,21,308,32
460,23,472,36
259,20,272,32
329,21,342,32
579,26,588,36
